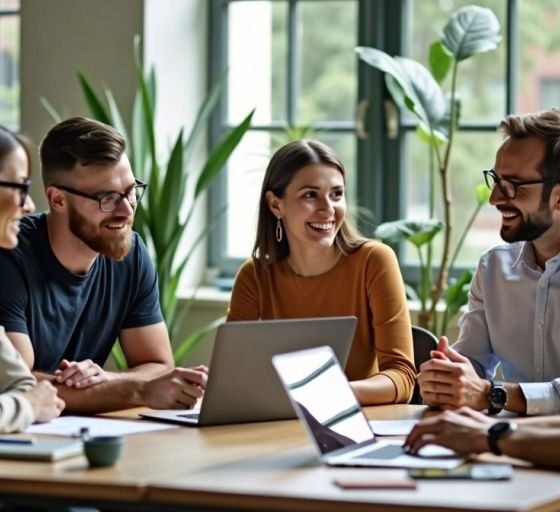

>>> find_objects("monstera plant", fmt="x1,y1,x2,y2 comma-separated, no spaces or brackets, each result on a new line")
356,5,500,335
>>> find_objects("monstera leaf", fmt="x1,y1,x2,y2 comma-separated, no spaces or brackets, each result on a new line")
442,5,501,62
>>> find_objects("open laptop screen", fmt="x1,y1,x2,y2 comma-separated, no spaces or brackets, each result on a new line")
273,346,374,455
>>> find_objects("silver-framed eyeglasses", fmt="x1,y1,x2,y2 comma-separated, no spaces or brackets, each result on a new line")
483,169,560,200
0,178,31,207
53,179,147,212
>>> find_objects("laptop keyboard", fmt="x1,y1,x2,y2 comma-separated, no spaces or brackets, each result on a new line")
178,413,200,420
355,444,405,460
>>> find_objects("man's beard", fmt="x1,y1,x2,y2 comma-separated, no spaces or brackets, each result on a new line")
499,204,553,243
68,203,133,260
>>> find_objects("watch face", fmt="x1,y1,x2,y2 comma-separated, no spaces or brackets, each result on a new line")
490,386,507,408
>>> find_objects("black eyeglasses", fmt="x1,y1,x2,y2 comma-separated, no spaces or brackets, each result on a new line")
53,179,147,213
0,179,31,207
483,169,560,200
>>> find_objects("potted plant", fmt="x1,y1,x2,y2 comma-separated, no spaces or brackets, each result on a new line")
355,5,500,335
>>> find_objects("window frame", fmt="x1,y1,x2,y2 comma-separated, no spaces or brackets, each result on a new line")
0,0,21,130
208,0,518,282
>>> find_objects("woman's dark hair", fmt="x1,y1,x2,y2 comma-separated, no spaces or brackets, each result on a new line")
0,125,32,176
252,139,368,263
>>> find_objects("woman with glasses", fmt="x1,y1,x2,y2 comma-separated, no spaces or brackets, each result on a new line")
0,126,64,432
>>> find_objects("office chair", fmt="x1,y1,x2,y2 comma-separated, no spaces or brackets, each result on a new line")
410,325,438,405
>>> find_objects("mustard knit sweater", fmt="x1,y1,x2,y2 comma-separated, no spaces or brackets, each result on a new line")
227,241,415,403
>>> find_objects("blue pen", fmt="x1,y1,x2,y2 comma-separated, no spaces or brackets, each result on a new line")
0,437,34,445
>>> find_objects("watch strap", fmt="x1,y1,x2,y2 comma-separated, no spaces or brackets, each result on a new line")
487,421,516,456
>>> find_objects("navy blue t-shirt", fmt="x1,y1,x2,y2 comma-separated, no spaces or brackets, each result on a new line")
0,213,163,372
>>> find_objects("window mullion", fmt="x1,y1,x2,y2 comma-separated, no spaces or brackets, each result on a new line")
506,0,518,113
287,0,300,125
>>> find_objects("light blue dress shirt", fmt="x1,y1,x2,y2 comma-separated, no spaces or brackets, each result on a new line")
453,241,560,415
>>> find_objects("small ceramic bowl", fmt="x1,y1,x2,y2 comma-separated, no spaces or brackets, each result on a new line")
84,436,124,467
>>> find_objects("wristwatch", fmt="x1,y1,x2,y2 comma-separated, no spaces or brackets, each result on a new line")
487,380,507,415
487,421,517,455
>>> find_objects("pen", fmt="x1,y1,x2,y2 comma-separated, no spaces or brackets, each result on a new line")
0,437,35,445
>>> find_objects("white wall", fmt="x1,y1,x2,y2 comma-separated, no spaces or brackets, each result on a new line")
143,0,208,289
20,0,144,210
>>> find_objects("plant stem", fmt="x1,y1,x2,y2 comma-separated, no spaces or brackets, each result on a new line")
417,244,427,315
449,202,483,273
439,202,483,336
430,60,459,323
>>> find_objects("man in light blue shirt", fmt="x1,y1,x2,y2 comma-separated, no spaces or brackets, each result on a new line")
418,109,560,416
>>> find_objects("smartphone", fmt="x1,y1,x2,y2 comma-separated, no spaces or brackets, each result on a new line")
409,463,513,480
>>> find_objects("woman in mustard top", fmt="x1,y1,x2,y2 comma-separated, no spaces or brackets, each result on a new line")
227,140,415,405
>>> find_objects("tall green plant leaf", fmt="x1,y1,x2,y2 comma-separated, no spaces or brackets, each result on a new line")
77,72,111,125
194,109,255,198
173,316,225,366
184,69,228,167
105,88,129,148
40,97,63,123
131,89,149,181
441,5,501,62
158,130,184,243
133,36,157,169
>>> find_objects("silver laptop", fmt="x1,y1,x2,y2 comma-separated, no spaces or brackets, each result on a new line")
272,346,465,469
140,317,357,427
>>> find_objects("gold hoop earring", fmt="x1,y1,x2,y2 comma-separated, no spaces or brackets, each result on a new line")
275,218,283,243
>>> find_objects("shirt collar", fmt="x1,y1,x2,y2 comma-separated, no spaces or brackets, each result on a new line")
512,241,537,270
511,241,560,273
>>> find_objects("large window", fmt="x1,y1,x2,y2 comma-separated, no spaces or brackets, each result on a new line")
0,0,19,128
209,0,560,279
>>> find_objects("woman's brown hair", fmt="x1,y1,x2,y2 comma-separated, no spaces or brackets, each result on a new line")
252,139,368,263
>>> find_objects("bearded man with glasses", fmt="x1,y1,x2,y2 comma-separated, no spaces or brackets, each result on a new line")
0,117,207,414
418,109,560,418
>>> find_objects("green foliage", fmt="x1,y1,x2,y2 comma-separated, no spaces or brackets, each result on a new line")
375,220,442,248
44,37,254,367
357,5,501,335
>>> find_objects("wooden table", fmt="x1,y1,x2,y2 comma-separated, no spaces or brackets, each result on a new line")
0,405,558,512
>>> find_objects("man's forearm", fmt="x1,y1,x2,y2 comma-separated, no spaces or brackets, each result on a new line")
117,361,172,379
33,370,147,414
500,426,560,469
503,383,527,414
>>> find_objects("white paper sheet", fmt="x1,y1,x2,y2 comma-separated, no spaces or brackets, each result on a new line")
26,415,178,437
368,419,418,436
